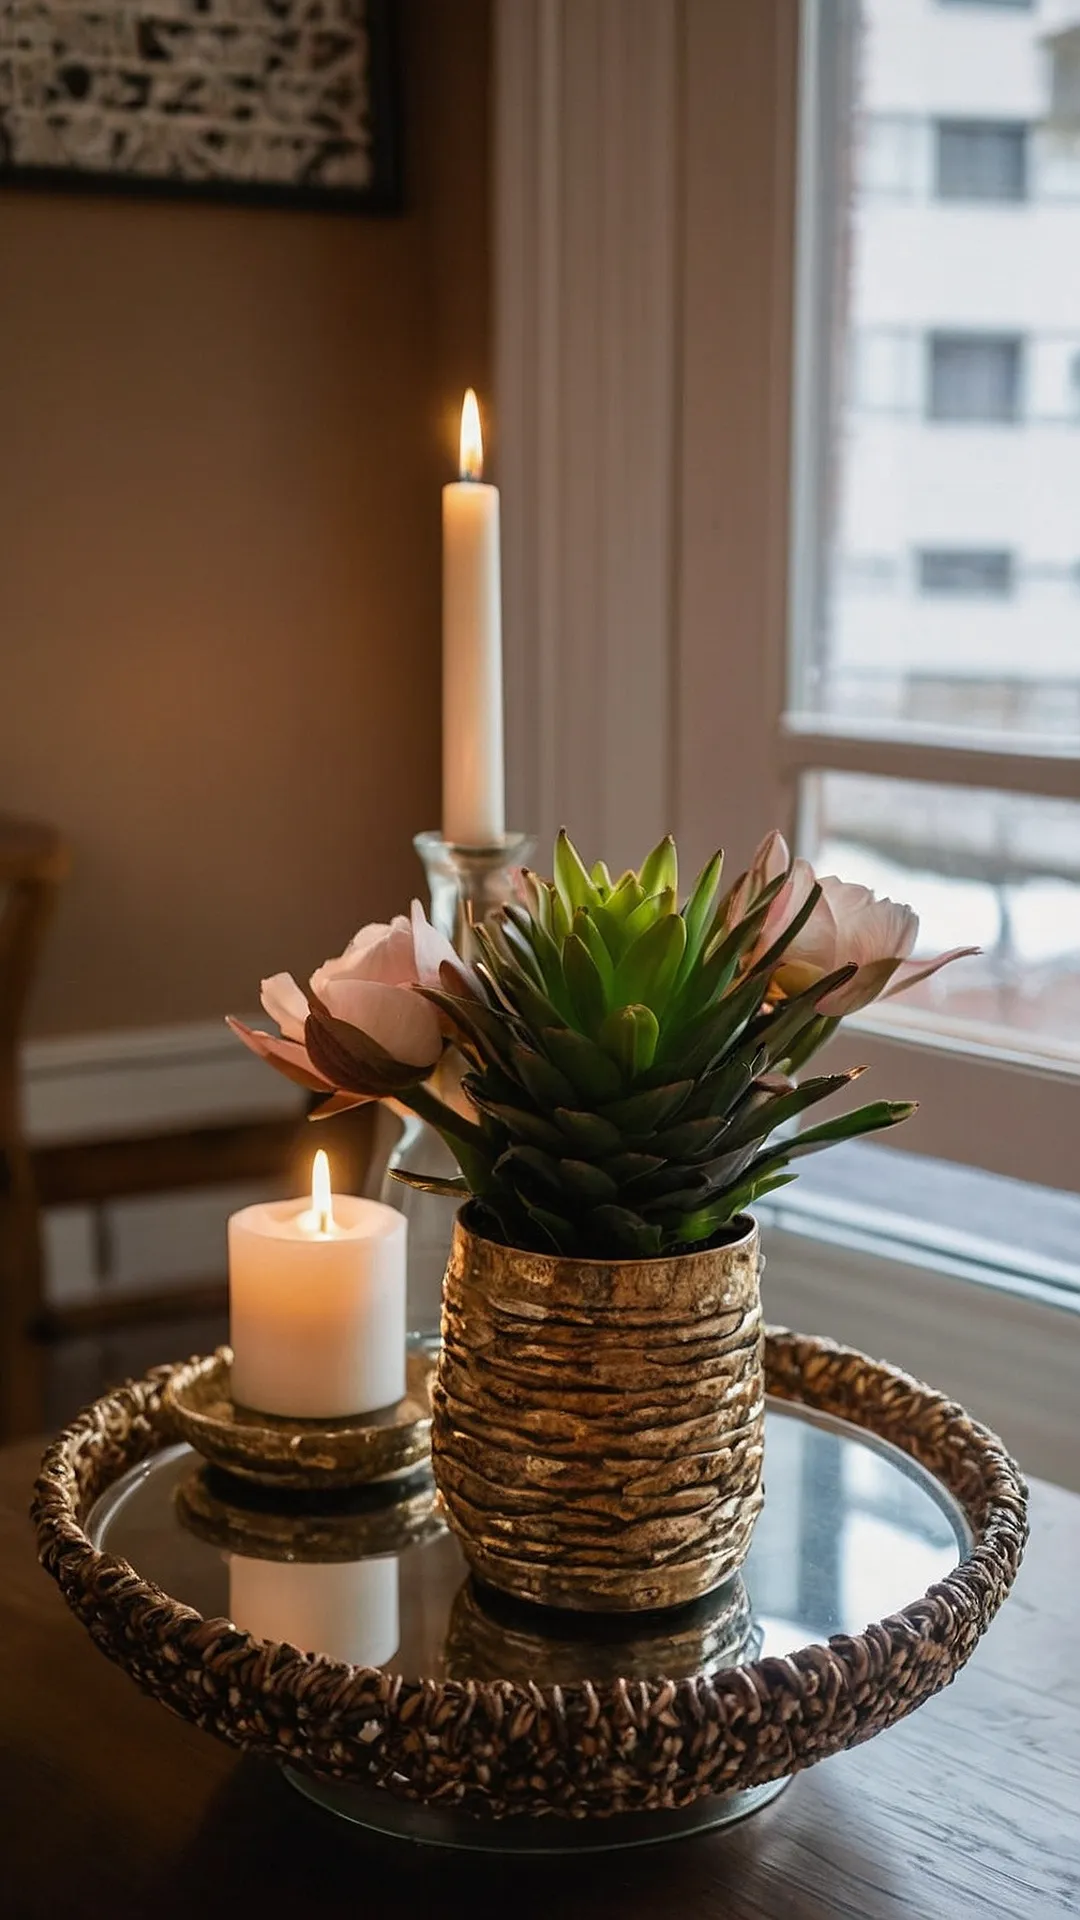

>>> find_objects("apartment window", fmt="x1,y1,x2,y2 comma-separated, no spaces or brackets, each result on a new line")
918,549,1014,596
935,121,1027,201
781,0,1080,1197
928,333,1022,421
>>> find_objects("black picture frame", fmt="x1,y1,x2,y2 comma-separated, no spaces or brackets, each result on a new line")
0,0,401,214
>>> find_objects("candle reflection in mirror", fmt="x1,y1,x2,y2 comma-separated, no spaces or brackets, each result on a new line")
228,1552,400,1668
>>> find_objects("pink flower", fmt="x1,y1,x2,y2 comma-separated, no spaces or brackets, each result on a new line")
227,973,342,1096
771,876,977,1015
229,901,471,1101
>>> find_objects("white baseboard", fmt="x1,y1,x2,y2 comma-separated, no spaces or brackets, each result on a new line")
22,1018,304,1307
22,1016,305,1145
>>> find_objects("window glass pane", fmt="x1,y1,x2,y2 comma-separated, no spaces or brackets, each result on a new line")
917,548,1013,595
801,771,1080,1069
935,121,1028,201
929,334,1021,422
793,0,1080,747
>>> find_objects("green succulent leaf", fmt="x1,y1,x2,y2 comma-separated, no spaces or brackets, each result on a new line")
562,932,609,1034
602,1151,667,1186
599,1080,693,1133
590,901,633,964
467,1094,567,1154
493,1143,564,1194
508,1044,579,1111
521,1200,578,1255
676,850,724,983
651,1112,732,1161
607,871,647,921
588,1206,664,1258
572,909,616,993
744,879,823,983
597,1003,660,1077
559,1158,620,1203
660,966,771,1077
675,1170,798,1243
621,887,677,946
553,1107,624,1156
539,1026,625,1101
638,835,678,899
614,911,686,1015
716,1070,865,1155
726,1098,916,1196
554,829,596,916
498,968,575,1035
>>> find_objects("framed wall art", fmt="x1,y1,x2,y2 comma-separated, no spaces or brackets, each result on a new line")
0,0,400,211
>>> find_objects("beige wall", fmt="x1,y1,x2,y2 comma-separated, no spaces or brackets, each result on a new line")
0,0,490,1038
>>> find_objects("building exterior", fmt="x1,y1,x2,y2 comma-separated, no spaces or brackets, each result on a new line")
823,0,1080,743
802,0,1080,1060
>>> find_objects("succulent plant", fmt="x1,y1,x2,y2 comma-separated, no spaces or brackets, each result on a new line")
401,831,915,1258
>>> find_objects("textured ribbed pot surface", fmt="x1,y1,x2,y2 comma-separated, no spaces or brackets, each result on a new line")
431,1211,764,1612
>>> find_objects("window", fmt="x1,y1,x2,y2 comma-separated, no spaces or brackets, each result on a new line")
935,121,1027,201
917,550,1013,596
783,0,1079,1192
928,333,1022,421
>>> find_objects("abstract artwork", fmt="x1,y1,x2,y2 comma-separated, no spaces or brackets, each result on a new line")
0,0,398,209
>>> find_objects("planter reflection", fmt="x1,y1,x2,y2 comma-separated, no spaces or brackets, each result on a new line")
444,1571,761,1689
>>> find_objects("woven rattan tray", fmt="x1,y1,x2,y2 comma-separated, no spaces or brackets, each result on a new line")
32,1328,1027,1827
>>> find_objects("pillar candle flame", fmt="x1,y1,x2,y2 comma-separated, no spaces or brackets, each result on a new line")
310,1148,334,1236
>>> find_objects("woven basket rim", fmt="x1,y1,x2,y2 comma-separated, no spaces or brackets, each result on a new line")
31,1327,1028,1819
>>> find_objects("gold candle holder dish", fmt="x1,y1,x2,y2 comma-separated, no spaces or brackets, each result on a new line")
163,1348,436,1491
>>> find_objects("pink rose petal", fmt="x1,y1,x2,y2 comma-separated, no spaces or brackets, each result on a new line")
226,1015,333,1092
882,946,981,999
318,978,443,1068
260,972,309,1043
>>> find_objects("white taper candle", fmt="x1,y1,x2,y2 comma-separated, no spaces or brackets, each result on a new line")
442,388,505,848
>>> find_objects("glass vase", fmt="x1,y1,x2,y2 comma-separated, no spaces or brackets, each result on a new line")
381,830,534,1354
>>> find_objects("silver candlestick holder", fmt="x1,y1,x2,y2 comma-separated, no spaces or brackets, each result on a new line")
378,830,535,1353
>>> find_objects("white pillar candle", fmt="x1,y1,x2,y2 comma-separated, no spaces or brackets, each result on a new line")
229,1552,400,1667
442,387,505,848
228,1151,406,1418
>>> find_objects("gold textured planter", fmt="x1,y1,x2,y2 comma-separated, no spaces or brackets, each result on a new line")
431,1211,765,1612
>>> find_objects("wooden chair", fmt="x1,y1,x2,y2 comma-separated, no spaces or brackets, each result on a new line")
0,812,381,1437
0,818,69,1439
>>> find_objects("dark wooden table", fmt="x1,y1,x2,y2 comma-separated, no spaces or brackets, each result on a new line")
1,1438,1077,1920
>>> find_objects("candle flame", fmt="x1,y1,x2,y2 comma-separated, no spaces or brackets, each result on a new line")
459,387,484,481
311,1149,334,1235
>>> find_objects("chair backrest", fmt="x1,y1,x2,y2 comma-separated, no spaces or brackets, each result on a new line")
0,816,69,1436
